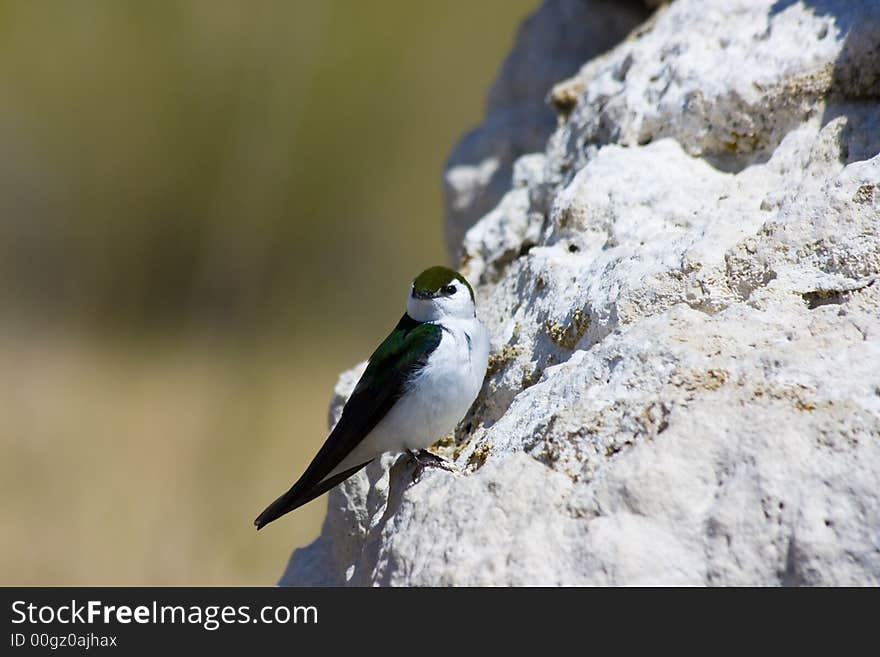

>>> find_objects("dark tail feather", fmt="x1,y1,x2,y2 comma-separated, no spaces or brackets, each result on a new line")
254,461,371,530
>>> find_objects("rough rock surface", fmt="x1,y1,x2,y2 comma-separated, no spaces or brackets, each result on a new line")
283,0,880,586
442,0,651,257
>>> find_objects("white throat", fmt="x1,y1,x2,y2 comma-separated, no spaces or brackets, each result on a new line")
407,295,475,323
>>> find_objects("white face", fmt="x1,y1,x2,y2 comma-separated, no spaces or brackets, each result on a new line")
407,280,475,322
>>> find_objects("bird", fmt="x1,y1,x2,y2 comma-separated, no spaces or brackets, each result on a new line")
254,265,490,530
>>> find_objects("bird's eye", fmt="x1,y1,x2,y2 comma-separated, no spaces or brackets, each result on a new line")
443,284,457,295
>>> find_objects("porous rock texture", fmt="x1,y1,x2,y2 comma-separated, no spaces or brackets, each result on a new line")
282,0,880,586
442,0,653,256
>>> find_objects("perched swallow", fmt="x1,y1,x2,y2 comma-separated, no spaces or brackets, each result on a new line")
255,266,489,529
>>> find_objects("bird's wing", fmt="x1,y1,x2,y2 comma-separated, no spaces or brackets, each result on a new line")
254,313,442,528
307,313,443,479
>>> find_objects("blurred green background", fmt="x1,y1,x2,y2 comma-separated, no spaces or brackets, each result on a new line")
0,0,537,584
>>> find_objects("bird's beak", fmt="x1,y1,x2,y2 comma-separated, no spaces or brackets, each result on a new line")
411,289,436,300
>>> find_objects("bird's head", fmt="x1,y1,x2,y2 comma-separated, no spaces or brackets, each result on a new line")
407,266,475,322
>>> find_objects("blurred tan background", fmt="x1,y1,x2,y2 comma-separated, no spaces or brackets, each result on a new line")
0,0,536,585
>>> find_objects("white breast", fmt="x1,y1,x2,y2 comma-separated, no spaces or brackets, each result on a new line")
328,316,489,477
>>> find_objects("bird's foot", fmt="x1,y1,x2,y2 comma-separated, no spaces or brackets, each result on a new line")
407,449,456,483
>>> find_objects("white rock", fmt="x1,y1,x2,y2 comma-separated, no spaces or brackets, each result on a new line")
283,0,880,586
442,0,651,258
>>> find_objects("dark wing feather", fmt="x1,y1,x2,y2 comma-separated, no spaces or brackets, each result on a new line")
254,313,441,529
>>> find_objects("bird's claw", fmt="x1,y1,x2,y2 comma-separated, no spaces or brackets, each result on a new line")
407,449,456,483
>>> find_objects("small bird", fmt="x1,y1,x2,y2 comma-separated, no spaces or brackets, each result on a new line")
254,266,490,530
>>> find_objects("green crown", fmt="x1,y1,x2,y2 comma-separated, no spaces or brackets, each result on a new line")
412,266,474,301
